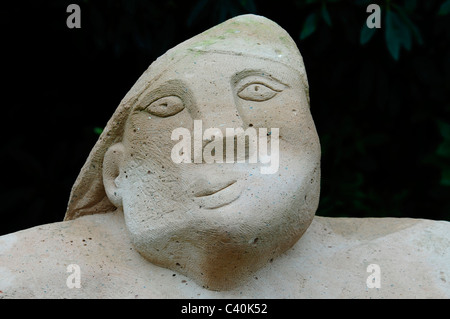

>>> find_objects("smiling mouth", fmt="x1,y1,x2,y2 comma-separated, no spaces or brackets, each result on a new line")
194,180,236,197
193,180,242,209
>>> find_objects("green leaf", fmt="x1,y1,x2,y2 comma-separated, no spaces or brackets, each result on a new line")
393,4,424,45
93,127,103,135
438,121,450,140
360,24,377,45
300,13,317,40
385,11,401,60
321,4,332,26
437,141,450,158
405,18,423,45
403,29,413,51
385,10,412,60
438,0,450,15
440,168,450,186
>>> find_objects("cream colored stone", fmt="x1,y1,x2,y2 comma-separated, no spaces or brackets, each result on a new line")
63,14,320,290
0,212,448,298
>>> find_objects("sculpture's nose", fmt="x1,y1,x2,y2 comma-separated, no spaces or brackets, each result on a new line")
191,77,244,127
196,100,245,131
192,87,254,163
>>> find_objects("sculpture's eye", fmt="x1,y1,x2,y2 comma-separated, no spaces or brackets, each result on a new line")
237,83,279,102
144,96,184,117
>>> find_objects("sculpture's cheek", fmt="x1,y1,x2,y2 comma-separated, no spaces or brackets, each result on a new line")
124,107,196,162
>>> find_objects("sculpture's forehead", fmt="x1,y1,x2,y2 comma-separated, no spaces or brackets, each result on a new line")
122,15,308,107
143,52,300,89
173,15,303,69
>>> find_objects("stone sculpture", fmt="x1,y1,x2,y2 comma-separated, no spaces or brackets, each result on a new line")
64,13,321,290
0,14,448,299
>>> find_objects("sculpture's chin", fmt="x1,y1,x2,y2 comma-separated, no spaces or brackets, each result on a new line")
130,231,301,291
124,202,315,291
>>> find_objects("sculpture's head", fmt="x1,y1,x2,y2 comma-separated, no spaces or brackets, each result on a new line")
64,14,320,290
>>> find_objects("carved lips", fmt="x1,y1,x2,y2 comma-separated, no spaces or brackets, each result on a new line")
192,179,243,209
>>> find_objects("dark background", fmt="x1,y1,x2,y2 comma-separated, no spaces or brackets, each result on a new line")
1,0,449,236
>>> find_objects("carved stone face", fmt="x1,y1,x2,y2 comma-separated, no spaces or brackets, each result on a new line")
71,15,320,290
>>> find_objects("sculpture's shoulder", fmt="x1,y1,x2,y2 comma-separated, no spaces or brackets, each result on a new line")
310,215,450,242
289,216,450,298
0,212,214,299
0,212,154,298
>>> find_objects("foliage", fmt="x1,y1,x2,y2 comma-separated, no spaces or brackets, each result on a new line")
1,0,449,235
293,0,450,220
